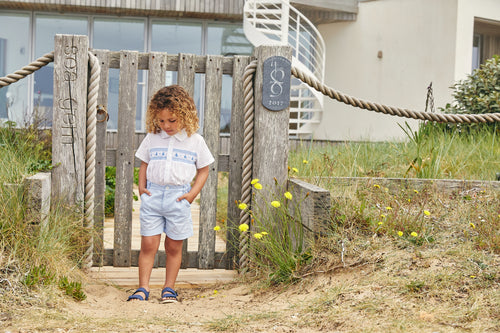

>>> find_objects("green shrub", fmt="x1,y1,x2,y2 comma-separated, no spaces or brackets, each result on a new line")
442,55,500,115
440,55,500,133
104,166,139,217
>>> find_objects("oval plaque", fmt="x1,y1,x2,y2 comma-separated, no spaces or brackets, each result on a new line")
262,56,291,111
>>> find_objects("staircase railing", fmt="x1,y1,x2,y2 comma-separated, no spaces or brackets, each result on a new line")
243,0,326,137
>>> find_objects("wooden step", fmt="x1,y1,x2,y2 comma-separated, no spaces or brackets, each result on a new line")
90,266,237,289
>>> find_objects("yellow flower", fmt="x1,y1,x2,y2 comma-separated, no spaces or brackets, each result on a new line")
253,233,263,239
302,159,308,164
380,214,386,219
292,167,299,173
378,221,383,226
410,231,418,237
284,191,293,200
213,289,218,294
469,222,476,229
271,201,281,208
238,203,248,210
386,206,392,210
261,231,268,235
407,199,411,203
414,189,419,194
253,183,263,190
251,179,259,185
397,231,403,237
238,224,249,232
373,184,380,189
213,226,221,231
470,275,476,279
423,210,431,216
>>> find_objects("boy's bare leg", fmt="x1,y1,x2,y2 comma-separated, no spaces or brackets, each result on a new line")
133,234,161,299
163,237,184,291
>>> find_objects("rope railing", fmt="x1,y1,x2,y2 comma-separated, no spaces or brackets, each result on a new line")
291,66,500,123
0,52,55,88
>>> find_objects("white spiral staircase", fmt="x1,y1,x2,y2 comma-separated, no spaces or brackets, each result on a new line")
243,0,325,137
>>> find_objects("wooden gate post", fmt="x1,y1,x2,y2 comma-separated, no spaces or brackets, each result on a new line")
52,35,89,207
252,45,292,196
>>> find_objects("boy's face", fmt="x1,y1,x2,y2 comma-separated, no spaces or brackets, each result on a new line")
157,109,181,136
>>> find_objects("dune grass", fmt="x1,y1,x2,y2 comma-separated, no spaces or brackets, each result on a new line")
0,125,87,306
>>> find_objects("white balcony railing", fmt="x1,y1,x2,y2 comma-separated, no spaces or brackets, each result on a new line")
243,0,326,137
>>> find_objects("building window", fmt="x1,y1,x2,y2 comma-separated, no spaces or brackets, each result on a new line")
94,18,146,131
472,33,482,71
0,13,30,124
0,11,253,133
33,14,88,127
207,24,253,133
473,19,500,71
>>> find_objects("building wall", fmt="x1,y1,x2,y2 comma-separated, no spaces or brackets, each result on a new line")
316,0,461,141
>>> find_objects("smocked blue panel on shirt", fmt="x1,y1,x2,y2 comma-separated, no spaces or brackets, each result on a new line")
150,148,169,160
149,147,197,165
172,149,197,165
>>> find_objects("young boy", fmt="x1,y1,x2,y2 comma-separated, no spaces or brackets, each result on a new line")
127,85,214,303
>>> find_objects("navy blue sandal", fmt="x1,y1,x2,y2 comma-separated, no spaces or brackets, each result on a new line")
161,287,178,303
127,287,150,301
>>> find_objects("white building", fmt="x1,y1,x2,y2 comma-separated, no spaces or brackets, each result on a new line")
316,0,500,141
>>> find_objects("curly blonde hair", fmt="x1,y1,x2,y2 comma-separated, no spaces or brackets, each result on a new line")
146,85,200,136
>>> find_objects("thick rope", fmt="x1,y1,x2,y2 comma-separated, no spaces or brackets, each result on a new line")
238,60,258,272
291,66,500,123
82,51,100,270
0,52,54,88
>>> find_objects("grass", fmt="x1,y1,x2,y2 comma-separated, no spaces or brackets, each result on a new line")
209,179,498,331
1,120,499,331
289,123,499,181
219,123,499,287
0,124,88,307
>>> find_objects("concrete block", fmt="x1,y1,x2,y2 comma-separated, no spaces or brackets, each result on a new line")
24,172,51,227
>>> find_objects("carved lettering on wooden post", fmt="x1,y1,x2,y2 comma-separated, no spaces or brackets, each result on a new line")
52,35,88,207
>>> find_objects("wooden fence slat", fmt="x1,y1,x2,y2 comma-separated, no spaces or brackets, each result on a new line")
225,55,251,269
198,55,223,269
147,52,166,101
93,49,109,266
145,53,165,231
177,53,196,97
177,53,197,269
113,50,138,267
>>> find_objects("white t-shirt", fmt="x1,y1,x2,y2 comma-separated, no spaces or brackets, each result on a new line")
135,129,215,186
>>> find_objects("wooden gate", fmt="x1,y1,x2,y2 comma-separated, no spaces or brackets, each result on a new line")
51,34,293,271
88,50,252,269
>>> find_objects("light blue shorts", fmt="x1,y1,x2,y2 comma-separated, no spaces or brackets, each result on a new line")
139,181,193,240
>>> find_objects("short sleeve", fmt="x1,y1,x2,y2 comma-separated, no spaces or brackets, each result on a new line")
195,134,215,169
135,134,151,163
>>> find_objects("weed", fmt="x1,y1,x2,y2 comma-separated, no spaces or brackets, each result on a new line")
59,276,86,301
